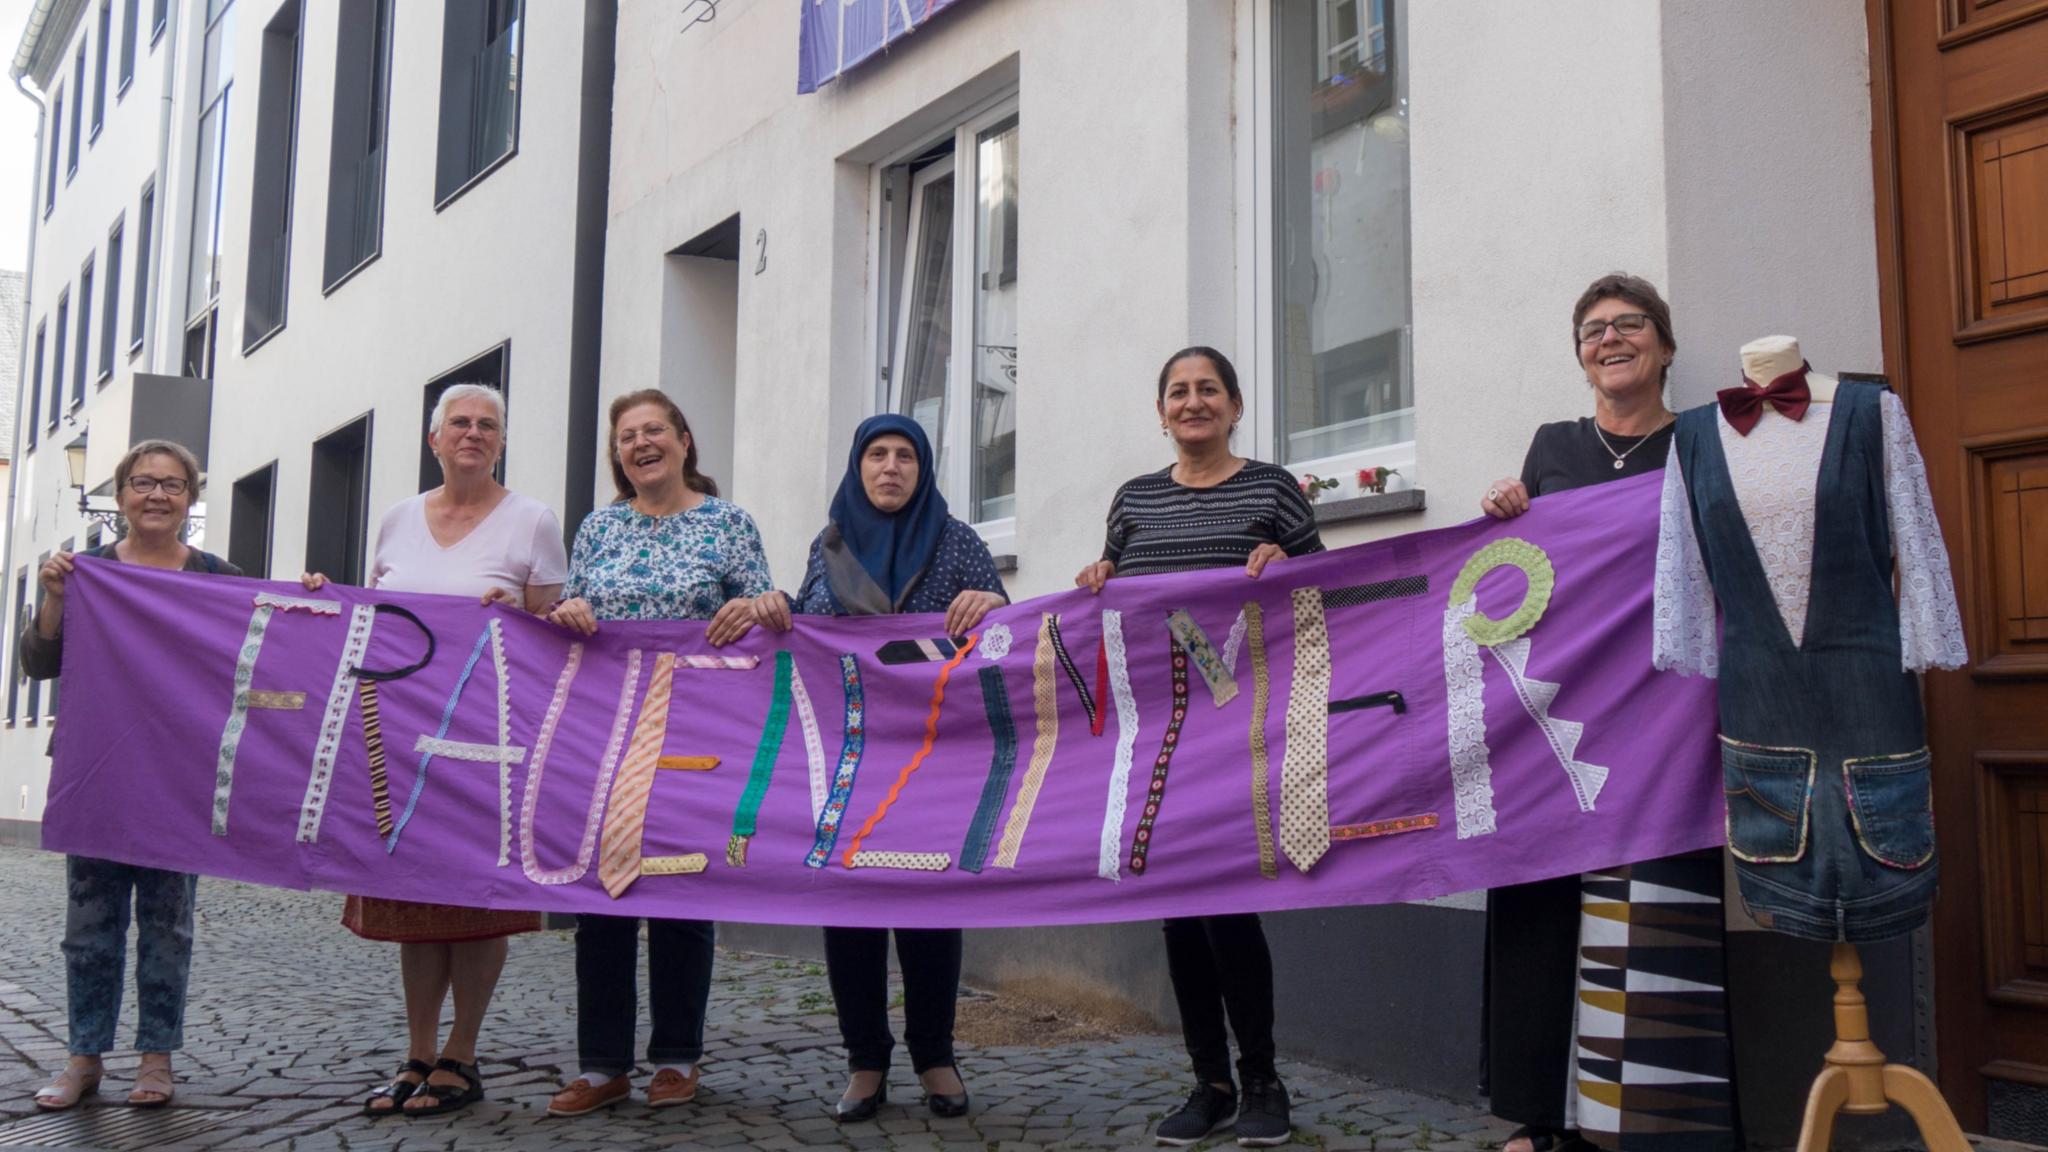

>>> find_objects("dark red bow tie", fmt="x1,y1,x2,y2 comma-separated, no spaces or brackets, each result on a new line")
1716,362,1813,436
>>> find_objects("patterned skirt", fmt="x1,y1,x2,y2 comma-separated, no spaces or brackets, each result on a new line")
342,895,541,943
1571,851,1737,1152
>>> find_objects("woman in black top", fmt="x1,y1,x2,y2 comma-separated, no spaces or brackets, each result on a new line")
1477,276,1738,1152
22,440,241,1112
1076,347,1322,1149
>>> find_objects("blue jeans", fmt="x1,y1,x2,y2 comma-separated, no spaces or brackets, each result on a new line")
62,856,198,1056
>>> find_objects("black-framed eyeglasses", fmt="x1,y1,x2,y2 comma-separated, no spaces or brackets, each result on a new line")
1577,313,1653,343
126,475,189,495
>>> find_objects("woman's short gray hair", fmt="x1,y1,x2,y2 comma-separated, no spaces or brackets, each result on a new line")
429,384,508,436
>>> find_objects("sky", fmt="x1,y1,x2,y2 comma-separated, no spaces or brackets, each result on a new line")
0,0,39,273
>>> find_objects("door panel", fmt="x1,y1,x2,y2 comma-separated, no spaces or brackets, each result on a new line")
1873,0,2048,1136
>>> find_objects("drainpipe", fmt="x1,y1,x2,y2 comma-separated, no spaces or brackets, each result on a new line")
6,73,49,650
143,0,181,374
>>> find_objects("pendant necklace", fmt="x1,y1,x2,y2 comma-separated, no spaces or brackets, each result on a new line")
1592,414,1674,470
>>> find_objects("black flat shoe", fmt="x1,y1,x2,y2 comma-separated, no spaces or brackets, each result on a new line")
834,1081,886,1122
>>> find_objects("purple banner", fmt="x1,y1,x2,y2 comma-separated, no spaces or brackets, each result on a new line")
43,474,1722,927
798,0,972,93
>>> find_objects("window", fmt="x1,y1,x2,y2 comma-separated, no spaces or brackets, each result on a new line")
307,415,372,585
152,0,166,43
435,0,522,206
92,0,110,137
1271,0,1411,467
26,555,46,724
8,569,25,726
185,0,236,320
100,219,123,380
50,292,68,430
421,344,509,491
119,0,137,91
132,180,153,350
74,257,94,406
324,0,390,288
229,463,276,577
876,99,1019,528
46,541,70,718
244,0,302,349
184,310,216,379
68,46,84,176
26,325,44,451
45,88,61,211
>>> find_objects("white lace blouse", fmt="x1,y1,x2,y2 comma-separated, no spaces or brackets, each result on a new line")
1652,389,1968,677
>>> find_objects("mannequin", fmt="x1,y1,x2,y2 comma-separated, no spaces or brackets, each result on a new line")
1739,335,1837,403
1654,337,1970,1152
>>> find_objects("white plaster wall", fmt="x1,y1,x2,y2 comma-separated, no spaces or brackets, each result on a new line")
1383,0,1671,553
203,0,589,578
3,0,183,819
602,0,1233,600
1659,0,1881,410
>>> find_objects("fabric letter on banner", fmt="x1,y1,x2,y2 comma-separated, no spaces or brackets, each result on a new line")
842,636,975,867
849,851,951,872
727,652,794,867
1128,640,1191,875
676,653,761,670
992,616,1059,869
789,662,826,825
213,602,277,836
1245,603,1277,879
959,666,1018,874
1091,635,1110,738
1331,813,1438,840
876,638,963,664
643,853,709,875
359,682,395,838
1167,608,1239,707
246,690,305,710
296,604,377,844
658,756,718,771
805,655,865,869
1096,610,1139,881
519,645,636,885
598,652,678,897
388,622,523,861
1045,614,1099,735
1278,588,1333,873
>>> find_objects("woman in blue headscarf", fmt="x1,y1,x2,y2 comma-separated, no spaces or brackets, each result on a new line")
753,414,1006,1121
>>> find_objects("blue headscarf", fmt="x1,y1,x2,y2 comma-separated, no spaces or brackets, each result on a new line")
822,414,951,613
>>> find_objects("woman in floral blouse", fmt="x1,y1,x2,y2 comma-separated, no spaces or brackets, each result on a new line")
541,390,770,1118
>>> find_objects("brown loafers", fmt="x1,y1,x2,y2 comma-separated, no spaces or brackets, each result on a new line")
546,1075,631,1117
646,1066,700,1109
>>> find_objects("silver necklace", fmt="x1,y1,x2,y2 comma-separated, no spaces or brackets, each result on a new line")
1592,415,1673,470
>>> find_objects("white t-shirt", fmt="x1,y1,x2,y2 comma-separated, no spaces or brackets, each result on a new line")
370,490,570,600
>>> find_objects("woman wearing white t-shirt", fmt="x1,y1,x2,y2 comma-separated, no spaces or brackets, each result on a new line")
304,384,567,1117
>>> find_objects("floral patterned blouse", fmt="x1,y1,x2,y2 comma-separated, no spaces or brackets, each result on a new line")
564,497,773,622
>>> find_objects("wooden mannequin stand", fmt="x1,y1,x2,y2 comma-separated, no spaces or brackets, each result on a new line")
1793,943,1970,1152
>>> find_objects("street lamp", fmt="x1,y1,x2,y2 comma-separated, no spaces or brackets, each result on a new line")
64,438,124,530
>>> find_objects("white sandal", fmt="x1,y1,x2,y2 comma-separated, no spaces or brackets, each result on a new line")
34,1062,103,1111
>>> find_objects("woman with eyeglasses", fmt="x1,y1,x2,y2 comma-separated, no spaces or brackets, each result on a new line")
302,384,568,1118
22,440,241,1111
542,389,771,1118
1477,275,1739,1152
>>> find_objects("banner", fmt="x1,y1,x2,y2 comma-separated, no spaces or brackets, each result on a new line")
798,0,973,93
43,473,1722,928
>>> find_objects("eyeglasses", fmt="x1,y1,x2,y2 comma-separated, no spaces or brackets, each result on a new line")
126,475,189,495
1577,313,1653,343
443,415,502,436
616,422,673,448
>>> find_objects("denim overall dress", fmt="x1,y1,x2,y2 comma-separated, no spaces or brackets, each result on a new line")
1673,381,1937,942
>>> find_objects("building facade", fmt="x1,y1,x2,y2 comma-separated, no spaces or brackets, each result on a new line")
9,0,2044,1142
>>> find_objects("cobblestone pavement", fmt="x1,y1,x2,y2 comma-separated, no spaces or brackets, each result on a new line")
0,847,1511,1151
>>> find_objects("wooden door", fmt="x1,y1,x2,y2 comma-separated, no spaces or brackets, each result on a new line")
1870,0,2048,1136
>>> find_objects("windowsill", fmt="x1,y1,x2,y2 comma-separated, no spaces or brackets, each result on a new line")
96,368,112,387
117,76,132,100
434,147,519,214
152,22,164,45
242,321,285,357
322,250,381,297
992,553,1018,574
1312,487,1425,525
66,166,77,185
128,339,144,360
89,124,102,146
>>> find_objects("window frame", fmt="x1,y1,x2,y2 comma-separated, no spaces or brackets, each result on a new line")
45,87,62,214
151,0,167,45
91,0,110,140
132,178,154,355
74,255,95,407
322,0,394,294
1238,0,1415,488
67,44,84,179
118,0,138,95
49,292,68,431
26,323,45,452
242,0,306,354
100,215,123,383
432,0,525,212
867,92,1021,552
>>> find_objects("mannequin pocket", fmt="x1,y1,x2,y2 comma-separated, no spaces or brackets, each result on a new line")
1844,749,1935,869
1720,738,1815,864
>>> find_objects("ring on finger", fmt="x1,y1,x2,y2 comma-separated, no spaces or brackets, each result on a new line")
1486,488,1500,502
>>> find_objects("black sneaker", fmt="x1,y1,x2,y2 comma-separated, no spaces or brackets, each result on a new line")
1234,1078,1292,1147
1155,1082,1238,1146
